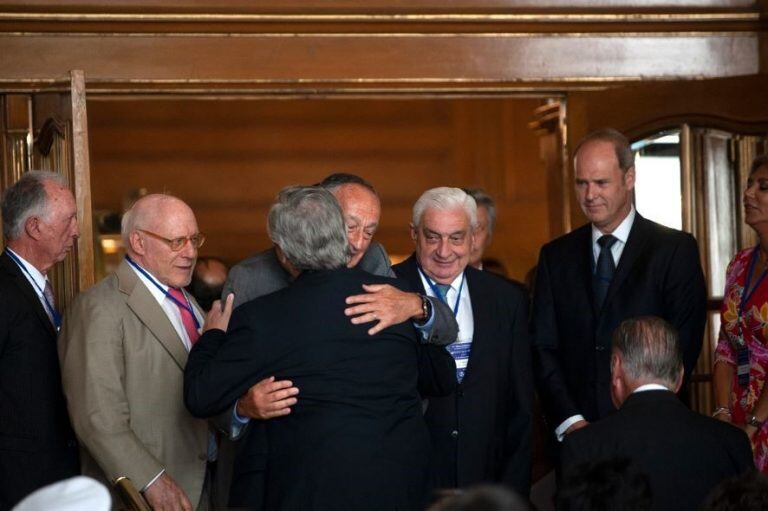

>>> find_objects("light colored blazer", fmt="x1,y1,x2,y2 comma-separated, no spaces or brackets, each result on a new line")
59,260,209,509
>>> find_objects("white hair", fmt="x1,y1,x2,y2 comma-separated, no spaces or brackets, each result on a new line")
412,187,477,229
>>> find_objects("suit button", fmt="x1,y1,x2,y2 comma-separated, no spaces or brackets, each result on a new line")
595,346,606,352
450,430,459,439
457,390,464,398
198,453,207,461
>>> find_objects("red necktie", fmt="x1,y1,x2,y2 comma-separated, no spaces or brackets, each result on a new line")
168,288,200,345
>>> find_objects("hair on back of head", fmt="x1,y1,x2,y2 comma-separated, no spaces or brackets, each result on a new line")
1,170,66,241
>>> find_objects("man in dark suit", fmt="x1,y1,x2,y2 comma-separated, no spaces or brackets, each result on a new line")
0,171,80,509
532,128,707,442
185,186,454,510
561,316,753,511
393,187,532,496
218,174,458,509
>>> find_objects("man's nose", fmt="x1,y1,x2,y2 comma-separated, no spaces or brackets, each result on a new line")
436,238,451,258
348,231,363,252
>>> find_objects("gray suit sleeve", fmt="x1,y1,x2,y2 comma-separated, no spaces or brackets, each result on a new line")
363,242,458,346
422,298,458,346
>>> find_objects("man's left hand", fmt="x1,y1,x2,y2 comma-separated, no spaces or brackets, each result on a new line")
345,284,422,335
203,293,234,333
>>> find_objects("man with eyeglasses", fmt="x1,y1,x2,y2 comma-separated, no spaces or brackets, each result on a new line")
60,194,219,511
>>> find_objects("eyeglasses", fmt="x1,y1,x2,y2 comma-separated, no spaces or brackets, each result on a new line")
138,229,206,251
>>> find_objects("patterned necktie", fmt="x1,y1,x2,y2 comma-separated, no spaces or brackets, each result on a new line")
168,288,200,345
594,234,618,309
42,280,59,328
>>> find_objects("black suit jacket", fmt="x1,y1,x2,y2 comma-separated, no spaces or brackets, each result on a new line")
561,390,754,511
0,251,79,510
185,268,454,511
532,215,707,426
393,255,533,495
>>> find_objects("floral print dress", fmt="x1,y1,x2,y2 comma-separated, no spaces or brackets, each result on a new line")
716,247,768,472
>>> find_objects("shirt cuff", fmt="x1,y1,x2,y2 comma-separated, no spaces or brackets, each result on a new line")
555,414,585,442
412,299,436,342
140,468,165,493
231,402,250,439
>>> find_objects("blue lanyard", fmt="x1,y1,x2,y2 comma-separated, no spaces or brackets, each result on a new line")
418,265,465,317
739,247,767,325
6,249,61,329
125,255,200,329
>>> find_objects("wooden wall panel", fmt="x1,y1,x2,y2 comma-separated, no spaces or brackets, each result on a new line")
88,97,550,281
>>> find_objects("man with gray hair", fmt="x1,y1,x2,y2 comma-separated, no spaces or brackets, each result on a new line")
0,171,80,509
561,316,753,511
216,173,459,509
393,186,532,496
462,188,496,270
184,186,453,510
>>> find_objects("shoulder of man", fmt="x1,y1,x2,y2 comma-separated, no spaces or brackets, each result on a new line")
540,222,592,257
466,265,528,303
358,241,392,276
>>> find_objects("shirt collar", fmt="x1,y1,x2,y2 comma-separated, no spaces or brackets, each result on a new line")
591,204,636,246
417,265,466,295
6,247,48,293
633,383,671,394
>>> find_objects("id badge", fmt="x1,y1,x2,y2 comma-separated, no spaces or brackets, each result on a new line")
737,346,750,387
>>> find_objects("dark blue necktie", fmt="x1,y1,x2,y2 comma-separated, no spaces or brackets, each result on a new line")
594,234,618,309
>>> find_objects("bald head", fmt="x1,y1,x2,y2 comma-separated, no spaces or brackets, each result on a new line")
122,194,200,288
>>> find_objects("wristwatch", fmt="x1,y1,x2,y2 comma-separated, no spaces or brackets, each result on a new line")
746,414,764,428
413,294,432,326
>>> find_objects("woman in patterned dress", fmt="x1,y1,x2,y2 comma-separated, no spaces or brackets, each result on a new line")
714,154,768,472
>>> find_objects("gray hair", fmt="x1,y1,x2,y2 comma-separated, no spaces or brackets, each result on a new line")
575,128,635,173
268,186,349,271
1,171,67,240
463,188,496,232
612,316,683,388
412,187,477,229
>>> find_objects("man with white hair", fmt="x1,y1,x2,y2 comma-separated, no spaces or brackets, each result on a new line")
60,194,214,510
0,171,80,509
561,316,753,511
393,187,533,495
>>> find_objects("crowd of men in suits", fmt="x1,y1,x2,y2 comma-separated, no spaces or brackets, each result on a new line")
0,128,759,511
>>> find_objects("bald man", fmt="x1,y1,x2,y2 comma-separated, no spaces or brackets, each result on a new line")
60,194,214,510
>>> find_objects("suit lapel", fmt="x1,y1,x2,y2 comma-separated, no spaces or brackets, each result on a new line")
602,214,650,309
397,254,428,294
0,251,57,337
116,260,189,370
463,268,491,385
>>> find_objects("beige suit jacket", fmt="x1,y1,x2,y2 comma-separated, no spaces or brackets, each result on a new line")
59,260,209,509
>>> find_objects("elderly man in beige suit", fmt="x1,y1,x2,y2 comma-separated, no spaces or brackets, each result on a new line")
60,194,217,511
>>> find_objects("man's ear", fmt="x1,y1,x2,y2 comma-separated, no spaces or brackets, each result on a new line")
624,166,636,191
409,224,417,243
129,231,145,256
24,215,42,241
673,367,685,394
610,353,625,408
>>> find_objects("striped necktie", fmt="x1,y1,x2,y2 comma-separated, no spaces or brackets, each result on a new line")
168,288,200,345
